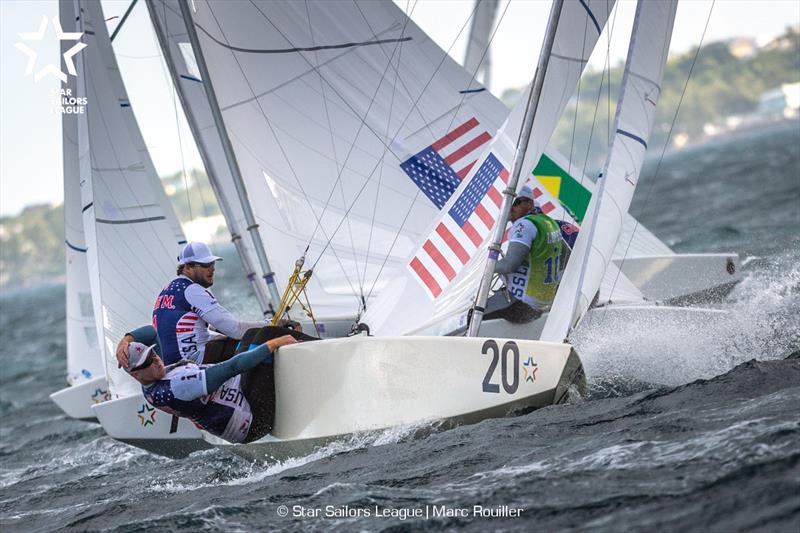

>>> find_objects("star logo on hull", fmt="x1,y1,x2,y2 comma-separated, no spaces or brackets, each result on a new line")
15,16,86,83
137,404,156,427
522,356,538,383
91,388,111,404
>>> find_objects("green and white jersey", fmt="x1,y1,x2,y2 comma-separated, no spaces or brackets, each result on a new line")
506,214,565,309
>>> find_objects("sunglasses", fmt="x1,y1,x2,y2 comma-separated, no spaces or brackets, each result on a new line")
189,261,215,268
130,351,157,372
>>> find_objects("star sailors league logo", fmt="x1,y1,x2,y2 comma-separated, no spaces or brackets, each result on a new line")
15,16,86,83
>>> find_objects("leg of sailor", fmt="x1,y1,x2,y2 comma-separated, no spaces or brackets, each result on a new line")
238,326,319,442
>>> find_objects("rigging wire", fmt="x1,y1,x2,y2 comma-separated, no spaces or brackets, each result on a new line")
248,1,421,253
222,0,411,299
578,1,620,189
356,1,409,314
567,5,592,181
243,0,488,313
303,0,365,301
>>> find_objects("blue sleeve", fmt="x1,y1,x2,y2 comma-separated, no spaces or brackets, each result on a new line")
128,325,157,345
127,325,161,355
204,344,273,392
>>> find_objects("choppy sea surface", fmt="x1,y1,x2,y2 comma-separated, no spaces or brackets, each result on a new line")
1,123,799,532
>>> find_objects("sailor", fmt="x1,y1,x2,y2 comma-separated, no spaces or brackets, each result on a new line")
117,241,281,368
123,325,305,443
488,186,572,322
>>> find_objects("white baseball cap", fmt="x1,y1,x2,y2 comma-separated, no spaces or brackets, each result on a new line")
126,342,157,373
517,185,535,201
177,241,223,265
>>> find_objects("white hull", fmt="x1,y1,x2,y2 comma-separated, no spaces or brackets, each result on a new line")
49,376,110,421
613,253,740,304
91,394,212,458
91,303,730,459
211,336,582,462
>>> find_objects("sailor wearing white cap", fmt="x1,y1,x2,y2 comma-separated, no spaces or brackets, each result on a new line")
491,186,569,321
116,241,266,369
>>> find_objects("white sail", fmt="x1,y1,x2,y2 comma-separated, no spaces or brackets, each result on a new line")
61,1,102,386
178,0,508,320
363,0,616,336
541,0,678,342
75,0,186,397
147,0,275,315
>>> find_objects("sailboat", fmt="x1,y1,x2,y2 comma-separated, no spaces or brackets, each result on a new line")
159,0,619,461
49,12,108,420
59,0,213,456
65,0,601,458
67,0,734,460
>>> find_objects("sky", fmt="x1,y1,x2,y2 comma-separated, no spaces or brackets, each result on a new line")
1,0,798,217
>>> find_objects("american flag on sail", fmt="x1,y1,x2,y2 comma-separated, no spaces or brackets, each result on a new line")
399,117,561,298
400,117,492,209
408,152,509,298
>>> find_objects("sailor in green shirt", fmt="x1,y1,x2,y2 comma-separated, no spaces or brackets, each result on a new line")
491,185,569,322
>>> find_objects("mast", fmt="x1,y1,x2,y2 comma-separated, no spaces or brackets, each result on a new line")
148,0,273,316
178,0,282,314
467,0,564,337
464,0,499,90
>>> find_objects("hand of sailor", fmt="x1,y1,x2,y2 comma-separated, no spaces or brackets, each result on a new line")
265,335,298,353
116,334,135,368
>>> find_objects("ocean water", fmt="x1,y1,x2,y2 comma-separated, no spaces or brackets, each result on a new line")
1,122,798,532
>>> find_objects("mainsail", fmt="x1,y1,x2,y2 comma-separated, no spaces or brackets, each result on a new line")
172,0,509,319
363,0,617,336
72,0,185,397
541,0,679,342
147,0,277,316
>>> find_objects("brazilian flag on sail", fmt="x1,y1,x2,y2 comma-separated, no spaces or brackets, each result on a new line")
532,154,593,223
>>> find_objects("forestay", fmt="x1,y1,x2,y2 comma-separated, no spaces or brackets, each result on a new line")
363,0,618,336
178,0,508,319
72,0,186,397
61,1,102,386
541,0,678,342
